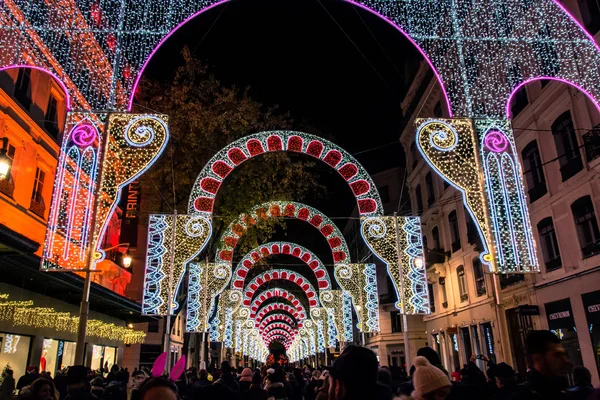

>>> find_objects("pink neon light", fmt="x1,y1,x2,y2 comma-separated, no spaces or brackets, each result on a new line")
128,0,453,117
483,130,508,153
551,0,600,55
0,65,73,110
506,77,600,118
71,123,97,147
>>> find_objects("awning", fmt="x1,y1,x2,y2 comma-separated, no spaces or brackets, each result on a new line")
582,290,600,325
545,298,575,330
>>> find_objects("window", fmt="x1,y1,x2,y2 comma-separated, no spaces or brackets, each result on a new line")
433,101,443,118
552,111,583,181
510,86,529,117
426,172,435,206
432,226,441,250
390,311,402,332
449,211,461,252
473,258,486,296
522,140,547,202
457,265,468,302
579,0,600,34
572,196,600,258
45,95,60,139
465,211,479,246
379,185,390,204
0,141,16,197
428,283,435,313
15,69,32,109
422,235,428,254
537,217,562,271
31,167,45,204
411,142,419,169
415,185,423,214
439,277,448,308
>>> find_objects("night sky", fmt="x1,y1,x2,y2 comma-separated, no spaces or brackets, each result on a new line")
138,0,423,307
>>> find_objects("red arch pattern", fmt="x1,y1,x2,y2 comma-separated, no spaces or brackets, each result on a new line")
243,269,318,308
261,322,296,336
259,315,296,331
255,302,302,324
249,288,306,319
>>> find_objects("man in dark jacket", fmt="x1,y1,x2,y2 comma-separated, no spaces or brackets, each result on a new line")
65,366,99,400
514,330,570,400
492,362,518,400
214,362,240,395
328,345,385,400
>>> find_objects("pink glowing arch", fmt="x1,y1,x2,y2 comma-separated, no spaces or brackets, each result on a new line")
250,288,307,319
0,65,73,111
507,77,600,118
259,314,297,331
243,269,319,308
128,1,453,118
255,302,304,324
233,242,331,290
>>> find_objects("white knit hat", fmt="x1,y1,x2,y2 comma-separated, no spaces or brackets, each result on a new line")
412,356,451,396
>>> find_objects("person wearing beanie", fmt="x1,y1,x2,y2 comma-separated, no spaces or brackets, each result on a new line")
411,356,451,400
239,368,253,393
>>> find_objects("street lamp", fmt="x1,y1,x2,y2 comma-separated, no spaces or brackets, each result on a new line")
0,138,11,180
122,249,132,269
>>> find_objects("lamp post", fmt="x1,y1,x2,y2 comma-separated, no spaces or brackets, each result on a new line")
0,137,11,180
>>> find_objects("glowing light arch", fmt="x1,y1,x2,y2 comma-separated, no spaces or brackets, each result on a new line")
243,269,320,308
189,131,382,217
249,288,307,319
255,309,299,330
233,242,332,290
216,201,350,264
258,314,297,331
255,302,303,324
264,329,294,341
261,322,296,336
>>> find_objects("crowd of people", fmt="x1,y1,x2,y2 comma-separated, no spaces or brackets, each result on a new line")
1,330,598,400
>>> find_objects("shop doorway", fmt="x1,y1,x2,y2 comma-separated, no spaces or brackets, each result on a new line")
460,327,473,362
506,307,533,376
448,332,460,371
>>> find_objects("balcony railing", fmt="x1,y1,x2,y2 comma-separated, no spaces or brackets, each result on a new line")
427,248,446,265
0,176,15,198
29,197,46,219
584,124,600,163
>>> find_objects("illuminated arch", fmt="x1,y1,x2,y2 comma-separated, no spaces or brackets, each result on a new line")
249,288,307,319
189,131,381,217
255,309,298,329
255,302,302,324
259,315,297,331
0,66,74,110
264,329,294,341
243,269,319,308
216,201,349,264
233,242,332,290
261,322,296,336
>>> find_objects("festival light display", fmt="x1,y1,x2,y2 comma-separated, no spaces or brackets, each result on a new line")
255,302,303,325
232,242,332,290
189,131,381,216
186,262,231,332
311,307,336,348
216,201,349,264
233,307,251,353
209,289,243,344
259,314,297,331
242,269,319,307
142,214,212,315
43,114,169,271
320,290,353,342
334,264,380,333
249,288,307,320
361,217,429,314
415,118,538,273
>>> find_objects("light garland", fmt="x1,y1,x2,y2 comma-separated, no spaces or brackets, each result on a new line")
242,269,319,308
255,302,303,326
320,290,353,342
249,288,307,321
216,201,350,264
232,242,332,290
209,289,242,344
334,263,380,333
259,314,297,332
143,214,212,315
0,294,145,344
310,307,336,348
361,216,429,314
186,262,231,332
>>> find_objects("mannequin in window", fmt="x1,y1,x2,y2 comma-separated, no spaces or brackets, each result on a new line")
40,350,47,372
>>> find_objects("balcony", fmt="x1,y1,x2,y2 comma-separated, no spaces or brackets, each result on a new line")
582,240,600,259
451,241,461,253
559,154,583,182
427,248,446,265
544,257,562,272
584,124,600,163
29,197,46,219
527,182,547,203
0,176,14,198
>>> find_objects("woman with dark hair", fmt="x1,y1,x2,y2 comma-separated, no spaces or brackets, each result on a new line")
22,378,59,400
243,373,267,400
134,377,178,400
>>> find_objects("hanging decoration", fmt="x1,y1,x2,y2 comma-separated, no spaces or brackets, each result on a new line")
209,289,243,344
186,262,231,332
320,290,353,342
249,288,307,321
334,263,380,332
242,269,319,308
310,307,336,349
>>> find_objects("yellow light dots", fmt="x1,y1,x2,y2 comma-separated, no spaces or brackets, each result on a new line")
0,295,145,344
334,264,379,333
186,262,232,332
211,289,243,345
143,214,212,315
310,307,335,349
360,216,429,314
319,290,352,342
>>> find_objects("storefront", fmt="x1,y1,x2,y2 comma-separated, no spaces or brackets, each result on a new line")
582,290,600,377
90,345,118,372
40,338,76,373
0,332,31,379
544,298,583,370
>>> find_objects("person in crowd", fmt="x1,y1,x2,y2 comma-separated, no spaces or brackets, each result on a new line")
53,369,68,399
407,356,451,400
239,368,253,393
90,378,104,399
213,362,240,395
135,377,178,400
243,372,267,400
64,366,98,400
264,368,287,400
21,378,59,400
17,367,39,393
492,363,517,400
291,368,304,400
398,366,416,397
568,366,594,400
102,381,126,400
416,348,448,376
1,368,15,400
514,330,570,400
327,345,382,400
314,373,329,400
192,369,211,393
303,370,321,400
450,367,461,383
376,368,394,400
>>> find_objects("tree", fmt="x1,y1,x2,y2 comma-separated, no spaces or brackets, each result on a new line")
135,47,323,256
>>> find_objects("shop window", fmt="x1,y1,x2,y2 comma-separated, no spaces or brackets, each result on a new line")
30,167,46,218
390,311,402,333
0,333,31,380
15,68,32,109
572,196,600,258
426,172,435,206
579,0,600,34
522,140,547,202
428,283,435,313
457,266,468,302
415,185,423,214
481,323,495,359
473,258,486,297
41,338,75,373
537,217,562,271
45,95,60,139
552,111,583,181
545,298,583,370
449,211,461,252
461,327,473,363
439,277,448,308
582,290,600,378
